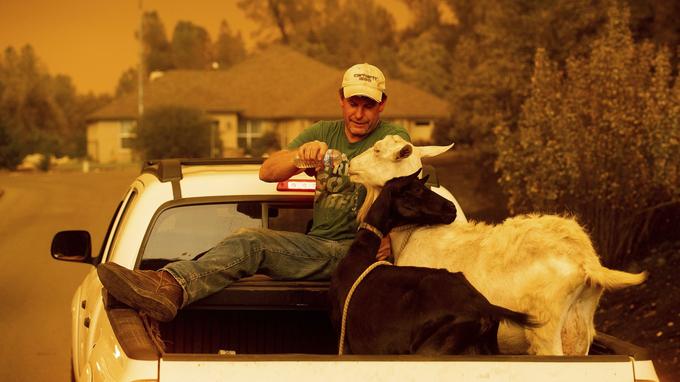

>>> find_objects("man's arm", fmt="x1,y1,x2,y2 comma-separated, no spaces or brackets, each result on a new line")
259,150,302,182
259,140,329,182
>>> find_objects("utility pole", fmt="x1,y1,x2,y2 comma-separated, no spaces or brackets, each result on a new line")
137,0,145,124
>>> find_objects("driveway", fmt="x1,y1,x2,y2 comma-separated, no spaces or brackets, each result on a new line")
0,168,137,381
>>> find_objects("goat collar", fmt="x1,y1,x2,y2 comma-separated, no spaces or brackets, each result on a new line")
358,222,384,239
392,223,418,232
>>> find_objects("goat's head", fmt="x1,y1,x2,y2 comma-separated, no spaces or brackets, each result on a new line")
368,170,457,230
349,135,453,188
350,135,454,222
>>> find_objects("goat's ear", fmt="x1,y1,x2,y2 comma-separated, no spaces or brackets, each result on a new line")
415,142,454,158
404,169,421,181
395,144,413,161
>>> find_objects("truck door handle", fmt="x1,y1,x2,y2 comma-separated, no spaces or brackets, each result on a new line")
83,317,90,328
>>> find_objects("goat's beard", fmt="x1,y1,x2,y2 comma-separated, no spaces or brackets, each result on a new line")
357,185,380,223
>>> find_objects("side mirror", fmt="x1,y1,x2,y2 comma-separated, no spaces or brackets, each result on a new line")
51,230,93,264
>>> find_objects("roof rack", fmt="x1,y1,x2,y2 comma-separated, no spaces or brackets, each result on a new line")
141,158,266,199
139,158,440,198
142,158,265,181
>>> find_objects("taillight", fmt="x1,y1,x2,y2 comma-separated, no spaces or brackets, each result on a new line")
276,179,316,191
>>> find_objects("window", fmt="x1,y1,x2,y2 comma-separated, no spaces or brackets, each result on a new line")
237,120,263,150
210,120,220,158
120,121,136,149
139,201,313,269
106,189,138,261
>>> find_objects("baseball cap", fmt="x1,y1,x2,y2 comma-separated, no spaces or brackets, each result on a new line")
341,63,386,103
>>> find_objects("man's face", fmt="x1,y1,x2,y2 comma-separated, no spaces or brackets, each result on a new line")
340,95,385,143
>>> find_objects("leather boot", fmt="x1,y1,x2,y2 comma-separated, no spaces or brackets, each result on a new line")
97,262,183,322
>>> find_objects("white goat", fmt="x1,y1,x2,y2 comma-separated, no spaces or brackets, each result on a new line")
349,134,647,355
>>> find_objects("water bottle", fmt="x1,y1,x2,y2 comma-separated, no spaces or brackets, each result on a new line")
294,149,341,170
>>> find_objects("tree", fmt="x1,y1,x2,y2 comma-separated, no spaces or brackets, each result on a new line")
397,30,451,98
446,0,607,153
397,0,458,99
238,0,400,75
134,105,213,159
494,6,680,266
0,44,111,168
443,0,678,151
0,45,68,164
51,74,82,157
626,0,680,66
115,67,137,97
237,0,319,46
171,21,213,69
249,130,281,157
402,0,445,37
142,11,174,72
299,0,400,74
213,20,247,69
0,45,66,132
0,116,23,169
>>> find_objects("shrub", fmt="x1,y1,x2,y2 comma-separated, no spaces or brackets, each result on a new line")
134,105,213,160
0,120,25,169
248,130,281,157
495,6,680,266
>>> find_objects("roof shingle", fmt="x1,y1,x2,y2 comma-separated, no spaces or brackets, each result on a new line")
90,45,450,121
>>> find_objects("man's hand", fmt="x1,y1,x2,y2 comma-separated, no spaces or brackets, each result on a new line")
296,140,328,172
376,234,392,262
297,140,328,162
260,140,328,182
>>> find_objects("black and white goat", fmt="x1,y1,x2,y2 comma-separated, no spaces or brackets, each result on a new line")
329,171,536,355
348,135,647,355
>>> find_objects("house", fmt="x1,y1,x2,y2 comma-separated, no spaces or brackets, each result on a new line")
87,45,450,164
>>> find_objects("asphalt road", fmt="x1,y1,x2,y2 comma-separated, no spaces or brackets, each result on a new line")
0,168,139,382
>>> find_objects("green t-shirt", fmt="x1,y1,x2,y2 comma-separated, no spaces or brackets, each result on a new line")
288,120,410,241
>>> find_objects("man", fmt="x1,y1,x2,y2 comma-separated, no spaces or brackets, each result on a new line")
97,63,410,322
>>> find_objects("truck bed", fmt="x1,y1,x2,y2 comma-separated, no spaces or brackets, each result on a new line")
102,277,659,381
160,278,336,355
105,276,651,358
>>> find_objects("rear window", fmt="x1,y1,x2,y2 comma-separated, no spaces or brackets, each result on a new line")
139,201,313,270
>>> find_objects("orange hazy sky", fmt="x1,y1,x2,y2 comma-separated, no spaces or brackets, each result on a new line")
0,0,412,95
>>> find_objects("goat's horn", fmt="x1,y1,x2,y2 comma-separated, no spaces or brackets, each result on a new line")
416,143,454,158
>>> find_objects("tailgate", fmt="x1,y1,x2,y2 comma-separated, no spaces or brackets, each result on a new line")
159,354,655,382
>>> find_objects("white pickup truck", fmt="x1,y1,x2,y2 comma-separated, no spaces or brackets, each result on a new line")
51,158,660,381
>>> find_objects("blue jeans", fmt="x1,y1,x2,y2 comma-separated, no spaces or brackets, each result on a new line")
164,228,352,307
